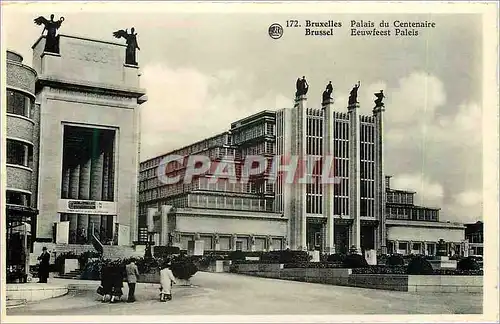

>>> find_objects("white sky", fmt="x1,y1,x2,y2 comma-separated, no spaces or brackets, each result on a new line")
2,3,486,223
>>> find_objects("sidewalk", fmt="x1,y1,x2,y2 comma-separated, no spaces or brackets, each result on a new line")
7,282,68,303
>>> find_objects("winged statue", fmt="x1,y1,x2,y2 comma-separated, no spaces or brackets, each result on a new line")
113,27,140,65
34,14,64,54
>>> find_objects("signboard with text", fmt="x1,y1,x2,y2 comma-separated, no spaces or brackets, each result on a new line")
58,199,117,215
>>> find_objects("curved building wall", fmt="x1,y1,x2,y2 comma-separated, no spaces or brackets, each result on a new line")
6,50,39,240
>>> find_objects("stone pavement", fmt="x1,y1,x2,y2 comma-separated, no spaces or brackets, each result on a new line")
6,272,482,315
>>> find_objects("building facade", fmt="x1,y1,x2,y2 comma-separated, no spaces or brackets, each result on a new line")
465,221,483,256
140,111,286,252
5,50,39,276
140,93,387,254
385,176,466,256
8,34,147,260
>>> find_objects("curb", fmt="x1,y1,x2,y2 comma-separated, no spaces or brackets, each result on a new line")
6,299,27,309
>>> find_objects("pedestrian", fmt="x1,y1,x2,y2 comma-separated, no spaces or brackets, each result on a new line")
110,263,124,303
159,261,176,302
125,258,140,302
37,247,50,283
98,263,113,302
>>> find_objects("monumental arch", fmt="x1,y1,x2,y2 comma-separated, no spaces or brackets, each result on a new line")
32,34,146,252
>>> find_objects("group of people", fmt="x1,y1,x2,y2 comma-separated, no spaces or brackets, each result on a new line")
98,259,177,303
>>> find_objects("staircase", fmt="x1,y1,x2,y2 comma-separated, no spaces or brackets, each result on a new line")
103,245,143,260
55,269,83,279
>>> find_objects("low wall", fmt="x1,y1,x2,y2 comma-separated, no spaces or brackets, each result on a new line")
348,274,408,291
233,263,482,293
7,283,68,302
407,275,483,292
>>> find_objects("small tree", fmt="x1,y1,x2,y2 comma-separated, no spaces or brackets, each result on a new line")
343,254,368,268
457,257,480,270
171,256,198,283
386,254,405,266
407,256,434,275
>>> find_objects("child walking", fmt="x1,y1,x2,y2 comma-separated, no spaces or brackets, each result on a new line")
159,261,176,302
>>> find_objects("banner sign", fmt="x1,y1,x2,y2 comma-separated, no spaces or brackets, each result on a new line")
58,199,117,215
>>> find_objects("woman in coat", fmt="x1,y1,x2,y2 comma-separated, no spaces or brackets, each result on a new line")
110,263,124,303
159,262,177,302
99,264,113,302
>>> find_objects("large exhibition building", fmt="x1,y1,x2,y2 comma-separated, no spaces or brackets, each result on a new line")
139,90,467,256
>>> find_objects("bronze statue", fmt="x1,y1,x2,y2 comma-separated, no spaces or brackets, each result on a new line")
113,27,141,65
348,81,361,106
374,90,385,108
322,81,333,104
295,76,309,98
34,14,64,54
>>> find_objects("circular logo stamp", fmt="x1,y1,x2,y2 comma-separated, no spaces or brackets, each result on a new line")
268,23,283,39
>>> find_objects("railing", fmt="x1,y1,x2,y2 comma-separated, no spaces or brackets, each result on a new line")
90,223,104,255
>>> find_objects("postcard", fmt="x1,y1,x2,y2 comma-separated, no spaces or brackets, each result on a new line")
1,1,498,323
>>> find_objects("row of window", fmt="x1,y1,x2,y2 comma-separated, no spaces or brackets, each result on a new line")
7,89,34,119
465,232,483,243
386,191,415,205
360,123,375,143
386,207,439,221
140,134,232,171
233,123,274,144
6,190,31,207
306,116,323,137
6,140,33,168
187,194,274,212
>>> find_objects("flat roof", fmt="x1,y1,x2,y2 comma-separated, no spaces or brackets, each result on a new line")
32,34,126,49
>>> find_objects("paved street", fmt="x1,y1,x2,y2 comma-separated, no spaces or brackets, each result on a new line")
7,272,482,315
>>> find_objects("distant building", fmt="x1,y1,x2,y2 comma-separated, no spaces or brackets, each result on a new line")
465,221,483,256
5,50,39,277
385,176,466,256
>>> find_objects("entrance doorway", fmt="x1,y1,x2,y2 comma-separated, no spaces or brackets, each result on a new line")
306,222,323,251
334,225,349,254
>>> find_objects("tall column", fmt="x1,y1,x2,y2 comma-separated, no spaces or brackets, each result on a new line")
79,157,91,239
69,214,78,243
348,102,361,254
90,153,104,200
373,104,387,254
62,167,70,199
77,214,89,243
79,158,91,200
322,98,335,254
294,95,308,251
69,164,80,199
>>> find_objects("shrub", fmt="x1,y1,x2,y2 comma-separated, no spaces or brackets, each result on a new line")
78,251,101,269
80,259,106,280
457,257,480,270
352,265,407,275
342,254,368,268
386,254,405,266
229,251,246,261
283,262,344,269
170,256,198,280
407,256,434,275
327,253,346,262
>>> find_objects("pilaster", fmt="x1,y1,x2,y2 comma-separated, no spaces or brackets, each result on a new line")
373,105,387,254
294,95,308,251
348,103,361,254
322,98,335,254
